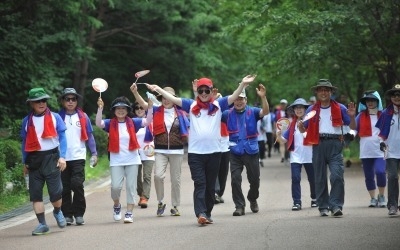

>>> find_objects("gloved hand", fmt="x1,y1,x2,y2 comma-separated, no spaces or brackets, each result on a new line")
379,142,387,152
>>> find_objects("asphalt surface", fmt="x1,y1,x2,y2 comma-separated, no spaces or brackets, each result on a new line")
1,151,400,250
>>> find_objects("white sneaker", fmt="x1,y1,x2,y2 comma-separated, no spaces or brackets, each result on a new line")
113,204,122,221
378,194,386,207
124,212,133,223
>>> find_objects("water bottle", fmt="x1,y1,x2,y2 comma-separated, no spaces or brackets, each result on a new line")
25,174,29,190
146,91,161,106
89,156,96,168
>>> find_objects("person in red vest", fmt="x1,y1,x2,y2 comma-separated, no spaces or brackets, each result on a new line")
298,79,356,217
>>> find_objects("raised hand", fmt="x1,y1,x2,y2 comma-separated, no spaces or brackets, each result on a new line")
97,97,104,109
256,84,266,97
192,79,198,92
242,75,257,83
130,83,138,93
347,102,356,117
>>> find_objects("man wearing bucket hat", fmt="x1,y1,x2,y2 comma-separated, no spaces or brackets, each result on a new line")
375,84,400,215
298,79,356,217
96,96,154,223
222,84,269,216
278,98,317,211
146,74,256,225
130,85,189,217
58,88,98,225
21,87,68,235
355,90,386,208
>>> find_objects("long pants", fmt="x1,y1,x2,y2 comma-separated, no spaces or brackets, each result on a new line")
291,162,316,205
361,158,386,191
386,159,400,209
266,132,273,157
61,159,86,217
230,152,260,209
312,139,344,212
110,164,139,205
215,151,230,197
137,160,155,199
188,152,221,217
154,153,183,207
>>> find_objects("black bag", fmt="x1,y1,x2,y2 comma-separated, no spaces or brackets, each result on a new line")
25,153,43,170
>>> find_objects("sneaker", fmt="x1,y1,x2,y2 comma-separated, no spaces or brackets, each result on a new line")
197,213,207,225
157,203,166,216
250,201,259,213
332,208,343,217
320,209,329,217
378,195,386,208
292,204,302,211
75,216,85,225
311,200,318,208
170,206,180,216
219,196,225,203
139,197,148,209
388,206,398,216
113,204,122,221
214,194,221,204
369,198,378,207
233,207,245,216
124,212,133,223
53,210,66,228
65,217,74,226
281,158,284,163
205,215,213,224
32,223,49,236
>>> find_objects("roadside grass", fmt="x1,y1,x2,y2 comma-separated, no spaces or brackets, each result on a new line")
0,156,109,215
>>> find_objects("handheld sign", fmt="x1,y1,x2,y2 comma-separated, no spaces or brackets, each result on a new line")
134,70,150,84
302,110,316,122
92,78,108,97
276,118,290,132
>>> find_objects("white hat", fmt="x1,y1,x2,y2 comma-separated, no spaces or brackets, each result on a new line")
280,99,288,104
239,89,246,98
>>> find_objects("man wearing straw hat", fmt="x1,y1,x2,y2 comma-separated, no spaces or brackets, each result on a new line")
298,79,356,217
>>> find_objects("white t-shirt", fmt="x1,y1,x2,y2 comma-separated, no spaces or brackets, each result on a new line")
319,107,351,134
290,128,312,164
359,114,383,159
64,113,87,161
109,122,142,166
386,113,400,158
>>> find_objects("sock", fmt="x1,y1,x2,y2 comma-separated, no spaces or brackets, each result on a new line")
53,207,61,214
36,212,46,225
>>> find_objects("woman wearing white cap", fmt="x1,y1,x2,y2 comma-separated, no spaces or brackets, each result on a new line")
96,96,153,223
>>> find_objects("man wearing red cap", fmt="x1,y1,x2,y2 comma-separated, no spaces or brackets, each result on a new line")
146,75,256,225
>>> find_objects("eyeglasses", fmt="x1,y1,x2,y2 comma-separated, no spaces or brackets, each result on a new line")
198,89,211,95
135,106,144,110
33,99,47,104
64,97,77,102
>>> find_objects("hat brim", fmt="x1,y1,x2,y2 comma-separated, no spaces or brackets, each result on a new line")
310,85,337,91
288,103,309,109
26,95,51,103
360,96,379,105
385,89,400,98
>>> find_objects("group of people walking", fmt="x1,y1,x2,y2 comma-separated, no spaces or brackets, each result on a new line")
20,76,400,236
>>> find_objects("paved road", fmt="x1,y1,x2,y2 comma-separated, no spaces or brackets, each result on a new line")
1,152,400,250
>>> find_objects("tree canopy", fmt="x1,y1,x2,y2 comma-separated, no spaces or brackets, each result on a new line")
0,0,399,127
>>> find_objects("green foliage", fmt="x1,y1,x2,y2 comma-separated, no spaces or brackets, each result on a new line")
92,125,109,157
0,139,22,170
8,119,23,142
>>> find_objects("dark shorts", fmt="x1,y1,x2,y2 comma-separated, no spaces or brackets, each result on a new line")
28,148,63,202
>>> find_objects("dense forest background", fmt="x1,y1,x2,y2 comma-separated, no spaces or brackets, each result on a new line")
1,0,399,128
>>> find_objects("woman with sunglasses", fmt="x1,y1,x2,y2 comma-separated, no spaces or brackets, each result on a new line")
96,96,153,223
131,102,155,209
376,84,400,216
58,88,98,226
21,87,68,235
130,85,189,217
144,75,256,225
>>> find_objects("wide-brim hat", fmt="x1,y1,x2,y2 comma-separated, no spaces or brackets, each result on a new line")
288,98,310,109
60,87,82,100
157,87,176,100
310,79,337,91
360,91,379,105
385,84,400,98
26,87,51,103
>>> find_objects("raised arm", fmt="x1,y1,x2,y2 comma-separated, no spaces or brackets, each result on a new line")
256,84,270,116
227,75,257,105
146,84,182,107
96,97,105,128
130,83,149,110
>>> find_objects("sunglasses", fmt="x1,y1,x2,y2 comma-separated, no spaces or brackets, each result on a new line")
391,93,400,98
33,99,47,104
135,106,144,110
64,97,77,102
198,89,211,95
